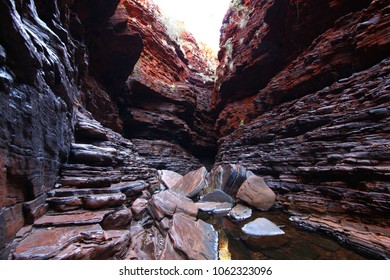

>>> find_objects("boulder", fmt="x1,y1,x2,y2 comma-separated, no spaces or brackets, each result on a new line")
200,189,234,204
169,214,218,260
101,207,132,230
149,190,199,221
242,218,285,237
236,176,276,211
208,164,247,196
158,170,183,189
171,167,207,198
229,204,252,221
131,198,149,220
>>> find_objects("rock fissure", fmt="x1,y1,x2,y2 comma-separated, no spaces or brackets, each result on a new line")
0,0,389,259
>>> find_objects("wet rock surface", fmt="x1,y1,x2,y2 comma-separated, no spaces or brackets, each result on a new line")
229,204,252,221
214,0,390,258
242,218,285,237
1,0,389,260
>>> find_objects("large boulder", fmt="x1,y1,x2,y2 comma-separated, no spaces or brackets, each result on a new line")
236,176,276,211
171,167,207,198
207,164,247,196
169,214,218,260
149,190,199,221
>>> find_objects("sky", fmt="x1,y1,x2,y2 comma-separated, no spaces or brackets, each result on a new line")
153,0,231,52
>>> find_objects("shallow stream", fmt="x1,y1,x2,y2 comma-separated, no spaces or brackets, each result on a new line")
201,210,366,260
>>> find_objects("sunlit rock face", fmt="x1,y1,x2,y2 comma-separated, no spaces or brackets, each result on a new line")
214,0,390,258
119,0,217,169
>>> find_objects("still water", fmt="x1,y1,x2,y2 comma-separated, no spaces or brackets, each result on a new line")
201,210,366,260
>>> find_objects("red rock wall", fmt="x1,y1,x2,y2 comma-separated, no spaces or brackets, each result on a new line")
215,0,390,258
0,0,149,258
118,0,217,171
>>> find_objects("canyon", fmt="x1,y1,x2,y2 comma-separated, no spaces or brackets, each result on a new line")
0,0,389,259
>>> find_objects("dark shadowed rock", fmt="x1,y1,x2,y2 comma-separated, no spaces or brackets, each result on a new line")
0,204,25,258
22,194,48,224
171,167,207,198
169,214,218,260
200,189,234,204
46,196,83,212
237,176,276,211
207,164,247,196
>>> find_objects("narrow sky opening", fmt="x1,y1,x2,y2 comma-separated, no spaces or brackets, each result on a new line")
153,0,231,53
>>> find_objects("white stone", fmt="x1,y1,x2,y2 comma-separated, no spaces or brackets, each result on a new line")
242,218,285,236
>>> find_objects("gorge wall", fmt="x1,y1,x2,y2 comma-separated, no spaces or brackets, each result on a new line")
0,0,389,259
214,0,390,258
0,0,158,258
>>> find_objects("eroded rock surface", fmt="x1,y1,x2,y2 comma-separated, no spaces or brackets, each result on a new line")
171,167,208,198
158,170,183,189
214,0,390,258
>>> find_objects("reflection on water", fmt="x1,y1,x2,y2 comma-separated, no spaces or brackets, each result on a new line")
201,210,365,260
218,230,232,260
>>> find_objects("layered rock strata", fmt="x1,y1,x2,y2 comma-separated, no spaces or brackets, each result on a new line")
214,0,390,258
0,0,154,258
119,0,217,170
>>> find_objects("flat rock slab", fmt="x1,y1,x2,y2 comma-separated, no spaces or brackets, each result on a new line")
196,202,233,214
13,224,105,259
237,176,276,211
171,167,207,198
169,214,218,260
34,210,111,227
229,204,252,221
149,190,199,221
158,170,183,189
47,196,83,212
111,180,149,196
242,218,285,237
82,193,126,210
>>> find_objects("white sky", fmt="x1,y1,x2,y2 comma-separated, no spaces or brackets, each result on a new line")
153,0,231,52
